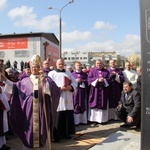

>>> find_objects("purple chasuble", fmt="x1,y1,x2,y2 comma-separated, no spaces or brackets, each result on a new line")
42,67,50,76
72,71,88,114
10,76,60,148
18,72,29,80
107,67,125,108
88,67,109,109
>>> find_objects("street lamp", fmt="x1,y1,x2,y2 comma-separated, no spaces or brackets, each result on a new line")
48,0,74,58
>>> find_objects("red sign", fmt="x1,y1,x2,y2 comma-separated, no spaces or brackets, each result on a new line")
0,38,28,50
46,45,59,66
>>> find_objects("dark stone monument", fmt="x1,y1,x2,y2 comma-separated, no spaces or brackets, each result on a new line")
140,0,150,149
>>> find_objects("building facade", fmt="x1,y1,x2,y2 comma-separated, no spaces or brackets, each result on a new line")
62,51,125,68
91,51,125,68
63,51,92,67
0,32,59,69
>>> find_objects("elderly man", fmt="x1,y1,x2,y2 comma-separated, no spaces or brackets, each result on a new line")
42,59,51,76
66,65,74,73
18,62,31,80
1,55,60,150
115,81,141,128
5,68,14,79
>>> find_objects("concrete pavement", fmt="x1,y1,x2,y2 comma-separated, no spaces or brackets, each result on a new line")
89,131,140,150
6,120,141,150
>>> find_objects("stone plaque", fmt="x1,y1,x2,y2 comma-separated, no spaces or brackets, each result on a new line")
140,0,150,149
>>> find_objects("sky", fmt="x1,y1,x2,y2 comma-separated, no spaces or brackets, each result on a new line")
0,0,141,56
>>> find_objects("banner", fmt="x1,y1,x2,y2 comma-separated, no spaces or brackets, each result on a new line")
0,38,28,50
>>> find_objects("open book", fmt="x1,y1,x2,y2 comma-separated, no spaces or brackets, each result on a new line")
64,76,71,87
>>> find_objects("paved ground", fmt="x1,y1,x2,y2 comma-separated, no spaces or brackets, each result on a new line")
6,120,141,150
89,131,140,150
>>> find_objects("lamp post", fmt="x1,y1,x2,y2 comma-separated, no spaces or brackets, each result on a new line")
48,0,74,58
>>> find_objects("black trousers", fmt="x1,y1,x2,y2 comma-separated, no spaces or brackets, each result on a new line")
53,110,75,140
115,107,141,126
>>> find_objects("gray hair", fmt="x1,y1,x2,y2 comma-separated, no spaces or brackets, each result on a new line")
5,68,13,72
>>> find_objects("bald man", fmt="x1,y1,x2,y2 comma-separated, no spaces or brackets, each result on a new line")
48,58,77,142
42,59,50,76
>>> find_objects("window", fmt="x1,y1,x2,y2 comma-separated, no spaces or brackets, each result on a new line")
15,50,29,57
0,51,5,57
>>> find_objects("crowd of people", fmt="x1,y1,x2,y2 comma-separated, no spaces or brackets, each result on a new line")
0,56,141,150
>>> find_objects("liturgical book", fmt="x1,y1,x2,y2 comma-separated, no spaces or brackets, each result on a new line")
64,76,71,87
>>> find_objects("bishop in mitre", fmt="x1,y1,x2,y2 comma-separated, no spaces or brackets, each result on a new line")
0,55,60,150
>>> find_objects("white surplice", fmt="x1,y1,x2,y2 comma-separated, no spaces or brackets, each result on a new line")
0,87,10,148
123,69,138,89
48,70,77,111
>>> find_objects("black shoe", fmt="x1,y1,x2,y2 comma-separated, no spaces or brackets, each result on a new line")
120,123,129,127
5,131,14,136
5,136,9,141
52,138,60,143
2,145,10,150
135,124,141,129
64,135,72,139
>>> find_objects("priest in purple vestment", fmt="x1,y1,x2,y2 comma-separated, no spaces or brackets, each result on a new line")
42,59,51,76
88,59,110,123
107,60,125,120
1,55,60,150
18,61,31,80
72,61,88,125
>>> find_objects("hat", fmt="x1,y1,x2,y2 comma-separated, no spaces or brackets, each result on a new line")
30,55,43,75
30,55,42,67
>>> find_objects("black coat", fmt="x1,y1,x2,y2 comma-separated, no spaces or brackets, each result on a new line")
136,75,141,92
119,89,141,119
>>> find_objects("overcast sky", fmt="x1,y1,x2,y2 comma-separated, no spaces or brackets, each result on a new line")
0,0,141,56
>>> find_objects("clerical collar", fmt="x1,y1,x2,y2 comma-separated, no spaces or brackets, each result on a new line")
110,67,116,70
44,68,50,71
75,70,81,73
126,69,131,71
30,74,40,79
96,67,103,70
55,68,66,72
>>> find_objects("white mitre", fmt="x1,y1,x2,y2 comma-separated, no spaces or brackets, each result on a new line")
30,54,42,67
